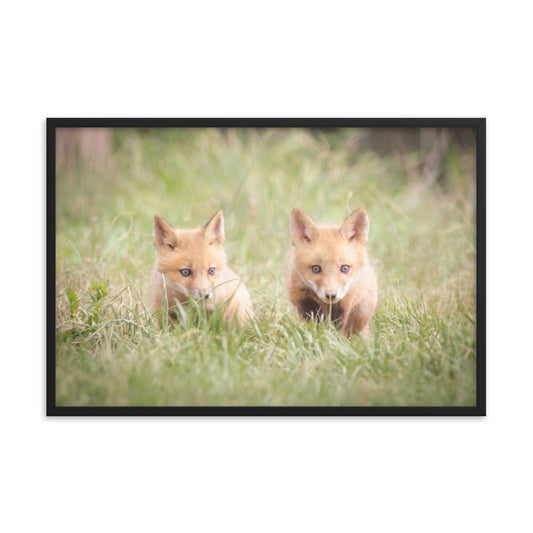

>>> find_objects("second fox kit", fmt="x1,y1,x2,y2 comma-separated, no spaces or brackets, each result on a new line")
150,210,252,326
288,207,378,338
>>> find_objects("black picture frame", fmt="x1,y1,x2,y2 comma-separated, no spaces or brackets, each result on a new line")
47,118,486,416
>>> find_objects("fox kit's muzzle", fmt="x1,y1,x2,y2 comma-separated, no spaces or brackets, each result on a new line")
189,287,213,300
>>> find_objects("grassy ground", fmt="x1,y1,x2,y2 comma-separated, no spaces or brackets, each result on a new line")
55,127,476,407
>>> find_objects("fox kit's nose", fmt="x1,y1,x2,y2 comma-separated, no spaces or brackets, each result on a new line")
189,288,213,300
189,288,208,299
325,291,337,300
189,288,202,299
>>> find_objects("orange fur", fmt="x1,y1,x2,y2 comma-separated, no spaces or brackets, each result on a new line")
150,210,253,326
287,207,378,338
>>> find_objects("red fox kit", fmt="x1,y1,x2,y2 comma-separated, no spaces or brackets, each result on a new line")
150,210,253,326
288,207,378,338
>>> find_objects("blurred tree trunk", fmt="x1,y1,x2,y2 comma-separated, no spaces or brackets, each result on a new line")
56,128,112,170
419,128,451,187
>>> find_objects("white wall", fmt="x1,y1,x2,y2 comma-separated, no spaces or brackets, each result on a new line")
1,1,531,532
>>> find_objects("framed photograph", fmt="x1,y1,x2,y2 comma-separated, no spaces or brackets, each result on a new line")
47,118,485,415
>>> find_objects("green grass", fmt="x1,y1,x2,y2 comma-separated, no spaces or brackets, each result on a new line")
55,127,476,407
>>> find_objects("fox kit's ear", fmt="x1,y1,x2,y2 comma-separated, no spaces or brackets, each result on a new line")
153,214,179,249
341,207,369,245
204,210,225,245
290,208,319,245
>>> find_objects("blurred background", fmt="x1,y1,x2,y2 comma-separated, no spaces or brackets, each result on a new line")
56,126,476,308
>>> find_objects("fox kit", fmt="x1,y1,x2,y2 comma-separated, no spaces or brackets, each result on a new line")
150,210,252,326
288,207,377,338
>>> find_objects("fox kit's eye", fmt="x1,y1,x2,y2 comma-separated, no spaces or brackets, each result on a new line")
179,268,192,277
311,265,322,273
340,265,350,273
207,267,216,276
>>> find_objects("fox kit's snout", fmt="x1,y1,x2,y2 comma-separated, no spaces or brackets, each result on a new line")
150,210,253,326
287,207,378,338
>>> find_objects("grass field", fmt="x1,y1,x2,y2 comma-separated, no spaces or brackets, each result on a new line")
55,127,477,407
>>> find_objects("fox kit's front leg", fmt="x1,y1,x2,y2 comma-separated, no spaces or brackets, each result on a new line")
292,287,323,320
287,207,378,338
339,277,378,339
